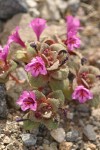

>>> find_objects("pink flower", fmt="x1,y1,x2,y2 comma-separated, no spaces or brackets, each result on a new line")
8,27,26,48
29,18,47,41
17,91,37,111
0,44,9,67
72,85,93,103
66,15,80,34
25,56,47,77
65,31,81,51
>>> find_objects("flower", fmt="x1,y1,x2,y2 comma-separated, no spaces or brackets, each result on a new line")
17,91,37,111
66,15,80,34
8,27,26,48
72,85,93,103
29,18,47,41
65,16,81,51
25,56,47,77
65,31,81,51
0,44,9,67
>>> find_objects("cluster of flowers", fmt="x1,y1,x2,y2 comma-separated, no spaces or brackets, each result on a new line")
0,16,99,130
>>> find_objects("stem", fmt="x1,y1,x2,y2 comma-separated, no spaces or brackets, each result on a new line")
9,73,25,84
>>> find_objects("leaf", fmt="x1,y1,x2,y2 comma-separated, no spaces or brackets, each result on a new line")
49,78,71,99
47,60,59,71
26,42,37,57
67,56,81,75
51,67,69,80
8,60,17,73
48,98,60,111
43,119,58,130
48,90,65,106
40,43,50,53
89,95,100,108
16,50,27,62
34,90,46,101
28,74,48,88
24,120,39,130
50,43,66,52
89,82,100,108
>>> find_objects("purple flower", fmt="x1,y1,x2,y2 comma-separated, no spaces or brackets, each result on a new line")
8,27,26,48
72,85,93,103
29,18,47,41
17,91,37,111
0,44,9,67
25,56,47,77
65,16,81,51
65,31,81,51
66,15,80,34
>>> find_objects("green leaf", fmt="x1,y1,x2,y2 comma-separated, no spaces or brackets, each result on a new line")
51,67,69,80
89,82,100,108
48,98,60,111
48,90,65,106
50,43,66,52
34,90,46,101
16,50,27,61
24,120,40,130
43,119,58,130
47,60,59,71
49,78,71,99
67,56,81,75
8,61,17,73
28,74,48,88
26,42,37,57
89,95,100,108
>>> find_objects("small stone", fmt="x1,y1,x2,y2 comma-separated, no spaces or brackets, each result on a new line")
21,133,37,146
43,144,50,150
66,129,80,142
59,142,73,150
67,112,74,120
43,139,50,144
0,0,28,20
67,0,80,14
92,108,100,120
77,104,90,113
3,136,11,144
88,143,96,150
83,124,96,141
25,0,37,8
50,128,65,143
0,83,8,119
50,142,58,150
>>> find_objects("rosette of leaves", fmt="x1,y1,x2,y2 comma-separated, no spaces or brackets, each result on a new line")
72,65,100,108
28,42,72,99
23,90,65,130
76,65,100,88
0,60,17,83
16,42,38,63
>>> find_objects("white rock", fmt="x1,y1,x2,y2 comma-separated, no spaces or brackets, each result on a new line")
83,124,96,141
50,128,65,143
21,133,37,146
25,0,37,8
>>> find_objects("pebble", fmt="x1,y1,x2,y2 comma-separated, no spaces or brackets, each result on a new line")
83,124,96,141
59,142,73,150
43,144,50,150
3,136,11,144
21,133,37,146
66,129,80,142
67,112,74,120
88,143,96,150
50,128,65,143
50,142,58,150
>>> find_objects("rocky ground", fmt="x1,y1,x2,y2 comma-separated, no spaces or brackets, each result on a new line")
0,0,100,150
